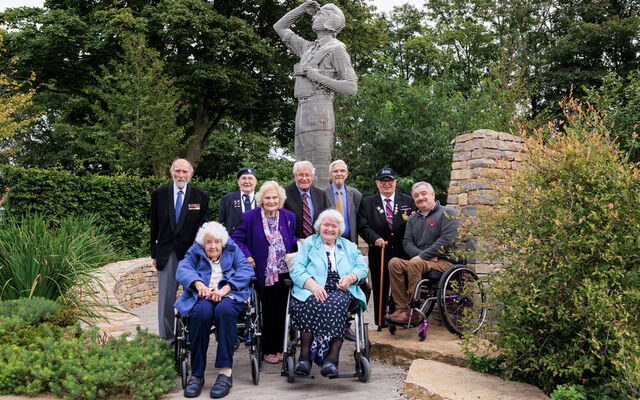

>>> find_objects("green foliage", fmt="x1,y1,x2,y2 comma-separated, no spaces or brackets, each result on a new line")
335,71,515,199
0,212,117,321
0,297,59,324
469,98,640,396
0,304,175,400
90,33,185,177
585,69,640,163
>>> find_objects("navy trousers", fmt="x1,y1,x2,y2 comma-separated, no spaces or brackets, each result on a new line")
189,297,245,377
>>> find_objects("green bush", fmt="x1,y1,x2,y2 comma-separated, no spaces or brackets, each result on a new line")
0,213,117,321
0,162,294,257
0,297,59,324
469,98,640,397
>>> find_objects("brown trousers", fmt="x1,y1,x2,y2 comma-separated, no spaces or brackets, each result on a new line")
388,256,452,310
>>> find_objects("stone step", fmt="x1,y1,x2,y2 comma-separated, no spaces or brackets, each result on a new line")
369,322,468,368
403,359,549,400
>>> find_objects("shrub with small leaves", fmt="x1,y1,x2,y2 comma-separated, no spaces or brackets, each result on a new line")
468,97,640,397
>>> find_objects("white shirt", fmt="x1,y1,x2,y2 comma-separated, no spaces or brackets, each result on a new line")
174,183,188,208
209,258,223,291
379,192,396,211
240,191,256,212
324,245,337,272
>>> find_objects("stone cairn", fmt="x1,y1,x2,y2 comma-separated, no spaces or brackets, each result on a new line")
446,129,525,276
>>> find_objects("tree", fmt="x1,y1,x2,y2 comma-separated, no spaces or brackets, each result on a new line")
90,34,184,177
0,30,37,162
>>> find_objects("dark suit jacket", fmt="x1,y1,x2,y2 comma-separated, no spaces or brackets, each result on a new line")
231,207,299,293
283,183,331,238
218,191,255,235
358,191,414,269
150,183,210,270
323,184,362,243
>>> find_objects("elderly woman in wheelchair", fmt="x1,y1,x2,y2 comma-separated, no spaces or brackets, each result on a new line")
287,209,369,379
174,221,254,398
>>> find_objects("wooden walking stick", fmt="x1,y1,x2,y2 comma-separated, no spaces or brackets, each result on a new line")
378,241,388,325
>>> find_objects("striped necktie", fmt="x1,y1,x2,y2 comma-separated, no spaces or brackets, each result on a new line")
302,193,313,237
385,198,393,229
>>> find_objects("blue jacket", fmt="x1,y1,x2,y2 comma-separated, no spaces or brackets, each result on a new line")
290,235,369,309
174,239,255,316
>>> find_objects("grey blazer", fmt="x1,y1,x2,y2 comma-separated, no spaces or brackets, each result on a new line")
324,184,362,243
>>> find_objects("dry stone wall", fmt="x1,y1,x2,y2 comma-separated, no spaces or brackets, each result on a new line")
446,129,525,275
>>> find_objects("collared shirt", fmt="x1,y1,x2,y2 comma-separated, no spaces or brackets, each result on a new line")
324,245,337,272
174,183,188,208
332,183,350,237
416,206,435,219
379,192,396,211
240,191,255,213
296,183,315,221
208,257,223,292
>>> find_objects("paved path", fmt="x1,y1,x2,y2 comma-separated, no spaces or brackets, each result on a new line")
132,302,408,399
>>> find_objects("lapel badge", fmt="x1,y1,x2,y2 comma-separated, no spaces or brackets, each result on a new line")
401,211,409,221
377,206,384,214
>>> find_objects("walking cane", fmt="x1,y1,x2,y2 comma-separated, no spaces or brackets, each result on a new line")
378,241,388,326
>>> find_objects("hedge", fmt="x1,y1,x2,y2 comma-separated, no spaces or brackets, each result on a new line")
0,162,292,257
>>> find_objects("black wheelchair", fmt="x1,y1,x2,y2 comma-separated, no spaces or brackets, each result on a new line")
174,277,262,388
280,278,371,383
386,260,487,340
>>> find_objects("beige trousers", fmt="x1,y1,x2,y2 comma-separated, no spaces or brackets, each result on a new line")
388,256,452,310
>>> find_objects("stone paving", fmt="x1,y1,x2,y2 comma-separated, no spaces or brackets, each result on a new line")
132,301,408,399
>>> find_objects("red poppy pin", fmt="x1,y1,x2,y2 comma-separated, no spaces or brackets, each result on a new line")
429,220,434,226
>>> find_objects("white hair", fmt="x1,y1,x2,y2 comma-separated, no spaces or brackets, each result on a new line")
293,160,315,177
195,221,229,247
170,158,193,172
329,159,348,172
255,181,287,208
314,209,346,236
412,181,434,195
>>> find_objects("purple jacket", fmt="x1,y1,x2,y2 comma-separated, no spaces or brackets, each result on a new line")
231,207,299,292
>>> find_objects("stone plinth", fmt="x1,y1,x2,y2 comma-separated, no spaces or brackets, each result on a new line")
447,129,525,275
403,359,549,400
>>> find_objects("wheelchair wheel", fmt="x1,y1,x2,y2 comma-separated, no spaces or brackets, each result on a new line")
250,354,260,385
363,323,370,360
437,265,487,337
388,325,396,335
356,355,371,382
180,359,188,389
286,356,295,383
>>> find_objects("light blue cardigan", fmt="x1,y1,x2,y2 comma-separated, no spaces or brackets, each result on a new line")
290,234,369,309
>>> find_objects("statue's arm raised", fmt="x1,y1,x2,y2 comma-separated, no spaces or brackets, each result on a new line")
273,0,320,39
304,47,358,96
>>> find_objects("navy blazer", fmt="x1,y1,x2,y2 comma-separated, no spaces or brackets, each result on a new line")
218,191,255,235
174,239,254,316
150,183,210,270
283,183,331,238
231,207,299,293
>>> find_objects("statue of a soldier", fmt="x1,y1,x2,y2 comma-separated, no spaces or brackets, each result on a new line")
274,1,358,187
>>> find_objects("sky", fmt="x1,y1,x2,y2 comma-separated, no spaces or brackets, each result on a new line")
1,0,426,15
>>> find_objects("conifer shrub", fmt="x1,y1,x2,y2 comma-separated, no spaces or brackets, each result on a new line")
468,98,640,398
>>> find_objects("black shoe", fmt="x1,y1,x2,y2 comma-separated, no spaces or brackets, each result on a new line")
210,374,233,398
184,376,204,398
320,362,338,378
345,328,356,342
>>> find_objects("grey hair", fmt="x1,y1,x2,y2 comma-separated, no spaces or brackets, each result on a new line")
170,158,193,172
195,221,229,247
329,159,348,172
314,209,346,236
412,181,434,195
293,160,315,177
321,4,346,34
255,180,287,209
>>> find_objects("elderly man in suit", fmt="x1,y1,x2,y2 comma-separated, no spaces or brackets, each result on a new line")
323,160,362,244
284,160,331,239
150,158,210,342
218,168,258,235
358,168,414,330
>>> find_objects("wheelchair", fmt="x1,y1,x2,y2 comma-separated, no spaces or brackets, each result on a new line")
174,277,262,388
280,278,371,383
386,259,487,340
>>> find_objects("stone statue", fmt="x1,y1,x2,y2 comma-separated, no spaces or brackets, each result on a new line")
274,0,358,188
